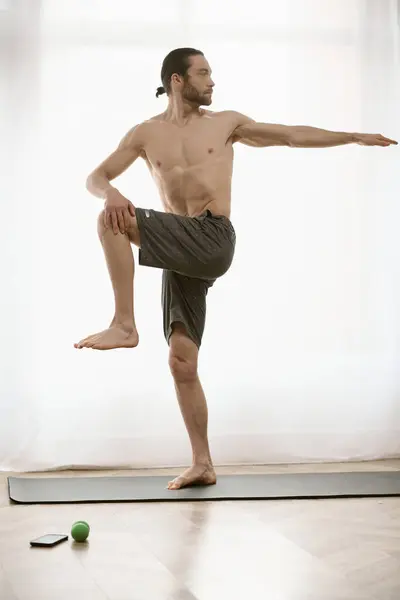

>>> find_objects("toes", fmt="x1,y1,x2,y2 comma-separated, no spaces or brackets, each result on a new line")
75,336,92,348
74,334,100,349
74,341,88,349
167,469,216,490
168,477,185,490
91,341,107,350
86,336,101,348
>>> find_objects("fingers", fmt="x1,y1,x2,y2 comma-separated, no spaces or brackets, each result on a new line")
106,208,133,235
104,208,115,230
378,136,390,145
118,208,136,233
359,134,398,146
111,211,119,235
104,202,136,235
123,204,136,231
361,135,398,147
116,209,125,234
378,134,397,145
122,208,132,232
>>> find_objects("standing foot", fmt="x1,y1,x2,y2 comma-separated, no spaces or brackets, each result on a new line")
167,463,217,490
74,324,139,350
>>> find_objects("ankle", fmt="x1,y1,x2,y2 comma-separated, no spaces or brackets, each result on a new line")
112,317,135,331
192,455,213,467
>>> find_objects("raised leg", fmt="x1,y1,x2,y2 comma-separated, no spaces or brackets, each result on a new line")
167,322,216,490
74,210,140,350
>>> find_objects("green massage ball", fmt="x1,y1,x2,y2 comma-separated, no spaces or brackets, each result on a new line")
71,521,90,542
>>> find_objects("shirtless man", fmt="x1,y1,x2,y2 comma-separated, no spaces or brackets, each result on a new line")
75,47,397,490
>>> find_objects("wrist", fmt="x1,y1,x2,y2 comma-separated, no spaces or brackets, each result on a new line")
103,186,117,201
349,133,360,144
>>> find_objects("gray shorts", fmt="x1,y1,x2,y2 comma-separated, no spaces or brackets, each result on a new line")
135,208,236,348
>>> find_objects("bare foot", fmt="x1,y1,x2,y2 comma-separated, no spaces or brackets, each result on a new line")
167,464,217,490
74,325,139,350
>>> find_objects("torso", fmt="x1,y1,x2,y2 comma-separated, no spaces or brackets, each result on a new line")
139,111,239,219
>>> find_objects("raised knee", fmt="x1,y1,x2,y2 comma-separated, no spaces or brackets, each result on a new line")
97,209,140,245
97,210,107,236
169,353,198,382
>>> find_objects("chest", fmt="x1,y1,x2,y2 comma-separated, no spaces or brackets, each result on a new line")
143,120,231,172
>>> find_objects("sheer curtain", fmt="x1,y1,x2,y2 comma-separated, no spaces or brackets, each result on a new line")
1,0,399,472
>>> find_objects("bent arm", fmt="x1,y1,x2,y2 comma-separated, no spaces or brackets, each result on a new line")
86,124,144,199
231,114,356,148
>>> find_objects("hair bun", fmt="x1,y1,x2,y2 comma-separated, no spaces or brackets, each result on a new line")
156,86,166,98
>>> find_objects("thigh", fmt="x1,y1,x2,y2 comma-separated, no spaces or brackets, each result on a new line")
135,207,234,280
162,270,214,349
126,215,141,247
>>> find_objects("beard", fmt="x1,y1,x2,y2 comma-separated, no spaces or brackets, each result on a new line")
182,81,212,106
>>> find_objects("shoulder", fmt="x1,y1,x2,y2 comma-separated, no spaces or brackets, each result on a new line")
210,110,255,136
213,110,255,127
121,117,162,148
207,110,255,143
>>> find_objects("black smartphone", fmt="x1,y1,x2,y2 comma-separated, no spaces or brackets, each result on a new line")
30,534,68,547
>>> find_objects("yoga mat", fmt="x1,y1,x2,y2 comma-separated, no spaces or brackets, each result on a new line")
7,471,400,504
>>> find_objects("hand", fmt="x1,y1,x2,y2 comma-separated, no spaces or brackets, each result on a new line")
104,188,136,235
355,133,398,147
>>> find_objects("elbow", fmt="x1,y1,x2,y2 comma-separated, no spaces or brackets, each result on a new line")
86,171,95,192
86,168,103,192
286,133,299,148
286,126,304,147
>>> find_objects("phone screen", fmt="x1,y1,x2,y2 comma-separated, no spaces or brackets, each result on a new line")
31,534,68,545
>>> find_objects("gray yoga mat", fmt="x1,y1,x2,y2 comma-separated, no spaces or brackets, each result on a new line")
7,471,400,504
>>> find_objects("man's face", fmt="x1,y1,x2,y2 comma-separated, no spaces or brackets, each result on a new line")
182,55,215,106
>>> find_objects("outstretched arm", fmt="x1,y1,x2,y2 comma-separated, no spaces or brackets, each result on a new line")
230,112,397,148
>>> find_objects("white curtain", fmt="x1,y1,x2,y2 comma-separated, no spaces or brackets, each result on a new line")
1,0,399,472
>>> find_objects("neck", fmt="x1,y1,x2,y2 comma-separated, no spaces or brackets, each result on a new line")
165,95,202,125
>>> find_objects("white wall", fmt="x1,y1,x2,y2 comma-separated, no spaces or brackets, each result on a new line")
1,0,399,471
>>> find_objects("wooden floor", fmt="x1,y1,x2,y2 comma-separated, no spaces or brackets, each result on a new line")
1,461,400,600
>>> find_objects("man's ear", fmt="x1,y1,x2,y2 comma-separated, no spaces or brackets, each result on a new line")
171,73,182,86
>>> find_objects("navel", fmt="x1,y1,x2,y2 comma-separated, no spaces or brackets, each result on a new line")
208,148,214,154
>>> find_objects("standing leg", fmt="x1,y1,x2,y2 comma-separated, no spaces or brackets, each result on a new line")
75,209,140,350
167,322,216,490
